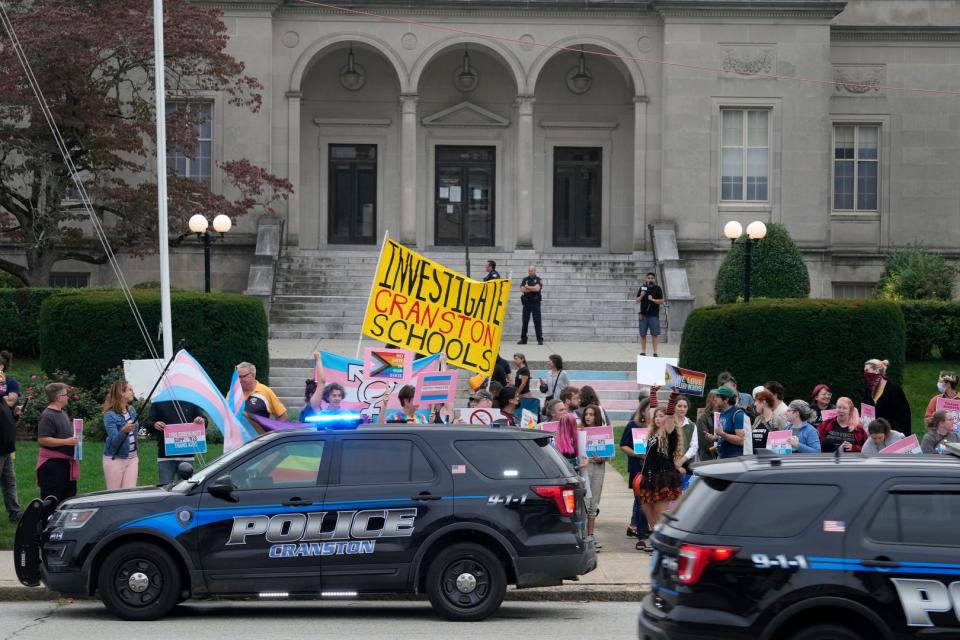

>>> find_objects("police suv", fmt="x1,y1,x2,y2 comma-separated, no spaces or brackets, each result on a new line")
15,425,595,621
640,446,960,640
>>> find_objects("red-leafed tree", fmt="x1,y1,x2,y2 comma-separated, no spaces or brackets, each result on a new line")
0,0,292,286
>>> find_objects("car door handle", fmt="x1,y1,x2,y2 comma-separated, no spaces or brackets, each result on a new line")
282,498,313,507
862,558,901,568
411,493,443,501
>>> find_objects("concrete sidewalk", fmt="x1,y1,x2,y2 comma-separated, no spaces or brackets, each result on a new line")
0,466,649,602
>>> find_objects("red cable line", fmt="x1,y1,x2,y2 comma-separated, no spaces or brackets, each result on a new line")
291,0,960,97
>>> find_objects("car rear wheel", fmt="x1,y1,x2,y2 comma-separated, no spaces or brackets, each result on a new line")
426,543,506,622
788,624,864,640
98,542,181,621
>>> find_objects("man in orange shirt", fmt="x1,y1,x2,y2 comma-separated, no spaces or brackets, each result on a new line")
237,362,287,433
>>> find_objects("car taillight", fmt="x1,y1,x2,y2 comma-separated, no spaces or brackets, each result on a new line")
531,485,576,516
676,544,739,585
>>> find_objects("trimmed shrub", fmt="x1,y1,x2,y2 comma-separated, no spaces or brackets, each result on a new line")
875,245,955,301
38,290,268,391
714,223,810,304
0,288,62,357
679,299,905,409
899,300,960,361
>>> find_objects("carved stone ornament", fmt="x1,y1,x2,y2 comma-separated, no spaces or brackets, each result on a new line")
721,46,776,77
833,65,884,95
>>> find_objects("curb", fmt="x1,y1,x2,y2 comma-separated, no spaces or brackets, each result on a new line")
0,585,648,604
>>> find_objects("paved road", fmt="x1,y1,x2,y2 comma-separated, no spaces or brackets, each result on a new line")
0,600,639,640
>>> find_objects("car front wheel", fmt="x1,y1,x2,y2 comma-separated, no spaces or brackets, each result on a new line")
788,623,864,640
426,543,507,622
97,542,182,620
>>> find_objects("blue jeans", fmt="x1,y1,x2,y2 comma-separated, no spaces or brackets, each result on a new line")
630,495,649,538
157,459,182,484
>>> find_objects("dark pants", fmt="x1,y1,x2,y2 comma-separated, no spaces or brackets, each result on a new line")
37,458,76,504
521,301,543,342
629,473,649,538
157,459,185,484
1,453,20,517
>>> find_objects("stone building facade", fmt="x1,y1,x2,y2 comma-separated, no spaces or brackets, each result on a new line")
19,0,960,306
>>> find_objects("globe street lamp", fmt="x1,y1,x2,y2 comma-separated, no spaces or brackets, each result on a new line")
723,220,767,303
188,213,232,292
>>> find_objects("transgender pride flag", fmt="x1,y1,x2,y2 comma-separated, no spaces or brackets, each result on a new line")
152,350,256,452
320,350,443,420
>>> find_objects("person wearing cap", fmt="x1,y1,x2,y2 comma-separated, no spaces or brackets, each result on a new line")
810,384,835,428
713,386,747,458
924,370,959,420
785,399,822,453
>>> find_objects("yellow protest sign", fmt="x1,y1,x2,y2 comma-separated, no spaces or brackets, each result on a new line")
361,239,510,376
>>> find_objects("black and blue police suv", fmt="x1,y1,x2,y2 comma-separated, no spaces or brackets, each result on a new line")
640,444,960,640
15,424,596,621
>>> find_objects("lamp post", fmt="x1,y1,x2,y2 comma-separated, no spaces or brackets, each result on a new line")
723,220,768,303
188,213,232,292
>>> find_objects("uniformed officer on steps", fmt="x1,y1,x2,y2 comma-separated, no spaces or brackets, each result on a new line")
518,265,544,345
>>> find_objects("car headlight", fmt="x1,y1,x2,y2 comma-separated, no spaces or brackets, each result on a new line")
49,508,98,529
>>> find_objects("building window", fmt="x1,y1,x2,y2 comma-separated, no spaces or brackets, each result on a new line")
833,125,878,211
833,281,875,300
721,109,769,202
166,102,213,185
49,273,89,288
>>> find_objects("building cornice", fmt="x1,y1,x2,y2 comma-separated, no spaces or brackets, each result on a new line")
652,1,846,20
831,25,960,42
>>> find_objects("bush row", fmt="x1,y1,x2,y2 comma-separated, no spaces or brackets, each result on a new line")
679,299,905,408
0,288,62,357
899,300,960,361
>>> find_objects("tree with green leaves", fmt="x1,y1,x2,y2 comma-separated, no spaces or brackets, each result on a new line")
714,223,810,304
875,245,956,301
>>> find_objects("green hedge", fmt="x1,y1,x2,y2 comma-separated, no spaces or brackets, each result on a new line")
899,300,960,361
0,288,62,356
679,299,905,408
38,290,269,390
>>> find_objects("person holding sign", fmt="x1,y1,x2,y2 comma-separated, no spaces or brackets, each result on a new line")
861,418,905,454
810,384,835,428
922,411,960,454
36,383,79,503
924,370,959,420
785,400,822,453
673,396,698,488
862,358,911,435
620,395,651,545
632,392,684,551
102,381,139,490
145,400,205,484
751,390,786,451
580,405,608,539
817,397,866,453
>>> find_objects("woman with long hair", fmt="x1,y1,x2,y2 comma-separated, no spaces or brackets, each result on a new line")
555,413,582,469
513,353,532,398
863,358,912,435
580,404,608,540
102,380,139,490
632,393,684,551
817,396,866,453
673,395,698,489
620,394,651,543
861,418,905,454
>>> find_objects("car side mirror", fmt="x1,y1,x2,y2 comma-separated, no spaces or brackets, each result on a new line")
207,474,238,502
177,462,194,481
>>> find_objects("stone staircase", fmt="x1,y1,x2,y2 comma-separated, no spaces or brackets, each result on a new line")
269,249,657,342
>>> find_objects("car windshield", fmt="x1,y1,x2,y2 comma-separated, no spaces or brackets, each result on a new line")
171,437,264,488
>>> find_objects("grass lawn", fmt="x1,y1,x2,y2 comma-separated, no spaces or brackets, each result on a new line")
7,357,43,383
0,440,223,549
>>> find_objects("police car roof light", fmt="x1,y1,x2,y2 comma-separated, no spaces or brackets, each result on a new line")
302,412,363,430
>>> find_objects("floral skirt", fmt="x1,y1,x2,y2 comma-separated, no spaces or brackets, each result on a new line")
633,466,682,504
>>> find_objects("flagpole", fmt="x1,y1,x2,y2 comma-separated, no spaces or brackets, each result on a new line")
357,229,390,359
153,0,173,361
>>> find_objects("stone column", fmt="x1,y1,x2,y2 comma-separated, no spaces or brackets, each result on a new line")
633,95,649,250
286,91,302,247
516,95,536,248
399,93,419,245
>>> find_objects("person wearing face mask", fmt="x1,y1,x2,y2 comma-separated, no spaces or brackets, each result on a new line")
861,418,905,454
862,358,911,435
924,371,959,420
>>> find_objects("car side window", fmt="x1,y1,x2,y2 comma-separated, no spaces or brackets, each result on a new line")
229,441,324,491
868,491,960,546
339,439,433,485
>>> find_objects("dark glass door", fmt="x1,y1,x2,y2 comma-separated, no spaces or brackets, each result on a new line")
329,144,377,244
435,146,495,246
553,147,601,247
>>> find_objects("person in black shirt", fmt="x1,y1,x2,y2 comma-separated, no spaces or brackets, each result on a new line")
492,355,511,387
518,265,544,345
513,353,532,397
144,400,206,484
636,271,664,357
483,260,501,281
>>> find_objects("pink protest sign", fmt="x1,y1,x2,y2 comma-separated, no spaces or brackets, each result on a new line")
537,421,559,434
936,397,960,431
163,423,208,456
73,419,83,461
585,426,616,458
631,427,651,455
413,370,458,405
820,409,838,422
860,404,876,423
880,434,922,455
766,430,794,454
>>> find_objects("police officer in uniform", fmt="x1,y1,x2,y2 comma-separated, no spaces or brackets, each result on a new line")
518,265,544,345
483,260,501,281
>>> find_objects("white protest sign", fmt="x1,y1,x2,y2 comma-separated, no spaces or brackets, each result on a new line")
636,355,679,385
123,359,165,399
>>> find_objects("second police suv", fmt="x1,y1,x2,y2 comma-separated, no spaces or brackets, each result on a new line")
639,445,960,640
14,424,596,621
